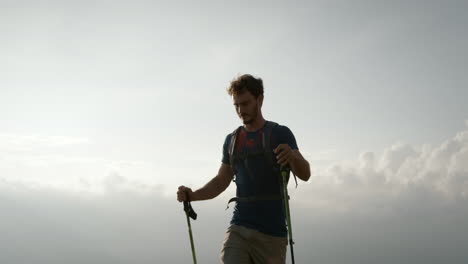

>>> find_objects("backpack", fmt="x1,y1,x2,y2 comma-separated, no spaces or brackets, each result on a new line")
225,121,297,208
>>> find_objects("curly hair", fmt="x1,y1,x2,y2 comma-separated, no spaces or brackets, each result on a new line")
227,74,264,98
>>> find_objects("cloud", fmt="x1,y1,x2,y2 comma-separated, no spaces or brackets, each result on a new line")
0,133,156,193
0,178,229,264
295,123,468,213
0,134,90,151
1,124,468,263
0,134,92,168
282,123,468,263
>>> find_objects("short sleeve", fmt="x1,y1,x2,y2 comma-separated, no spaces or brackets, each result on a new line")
279,125,299,150
222,134,231,165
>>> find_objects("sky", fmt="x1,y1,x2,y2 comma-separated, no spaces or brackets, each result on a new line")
1,0,468,263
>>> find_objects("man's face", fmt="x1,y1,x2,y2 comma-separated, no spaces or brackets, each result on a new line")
232,91,262,124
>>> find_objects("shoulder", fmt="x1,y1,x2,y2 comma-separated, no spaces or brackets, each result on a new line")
270,122,298,149
223,133,232,146
271,122,294,136
223,126,242,144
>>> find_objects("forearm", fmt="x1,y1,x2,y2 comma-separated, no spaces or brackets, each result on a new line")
290,150,311,181
191,175,230,201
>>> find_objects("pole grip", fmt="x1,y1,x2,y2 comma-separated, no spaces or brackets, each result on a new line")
184,201,197,220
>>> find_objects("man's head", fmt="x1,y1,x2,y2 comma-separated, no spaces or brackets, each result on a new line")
227,74,264,125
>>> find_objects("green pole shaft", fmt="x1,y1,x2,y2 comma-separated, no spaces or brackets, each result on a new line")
282,170,295,264
185,213,197,264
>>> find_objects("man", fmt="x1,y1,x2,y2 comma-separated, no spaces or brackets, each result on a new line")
177,74,310,264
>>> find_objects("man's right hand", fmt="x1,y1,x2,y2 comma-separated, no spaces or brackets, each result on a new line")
177,185,193,202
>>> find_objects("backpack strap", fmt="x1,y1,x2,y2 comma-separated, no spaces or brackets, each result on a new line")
263,121,278,168
228,126,242,175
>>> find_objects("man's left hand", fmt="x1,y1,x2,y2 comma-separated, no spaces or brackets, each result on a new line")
273,144,295,168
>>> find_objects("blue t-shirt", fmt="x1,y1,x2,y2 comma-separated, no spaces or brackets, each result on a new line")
222,121,298,237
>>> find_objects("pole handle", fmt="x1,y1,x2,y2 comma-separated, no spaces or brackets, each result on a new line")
183,192,197,220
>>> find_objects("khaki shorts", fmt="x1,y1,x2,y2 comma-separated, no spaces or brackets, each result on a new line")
220,225,288,264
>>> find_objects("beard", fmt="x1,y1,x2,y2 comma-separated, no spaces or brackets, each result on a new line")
240,103,258,124
242,115,253,124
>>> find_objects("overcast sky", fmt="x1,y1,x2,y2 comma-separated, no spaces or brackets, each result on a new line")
1,0,468,263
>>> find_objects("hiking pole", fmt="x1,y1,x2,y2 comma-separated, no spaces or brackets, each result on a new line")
183,194,197,264
281,167,295,264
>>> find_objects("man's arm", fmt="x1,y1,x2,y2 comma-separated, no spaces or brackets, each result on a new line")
289,149,311,181
177,163,233,202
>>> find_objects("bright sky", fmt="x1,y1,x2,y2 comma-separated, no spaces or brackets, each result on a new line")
1,1,468,263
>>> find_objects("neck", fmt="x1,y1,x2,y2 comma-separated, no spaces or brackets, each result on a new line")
244,116,266,132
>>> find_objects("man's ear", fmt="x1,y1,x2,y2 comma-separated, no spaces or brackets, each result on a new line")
257,95,264,107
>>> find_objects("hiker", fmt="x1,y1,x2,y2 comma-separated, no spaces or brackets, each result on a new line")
177,74,311,264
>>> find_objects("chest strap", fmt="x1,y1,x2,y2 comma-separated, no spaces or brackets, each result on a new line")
225,195,289,210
